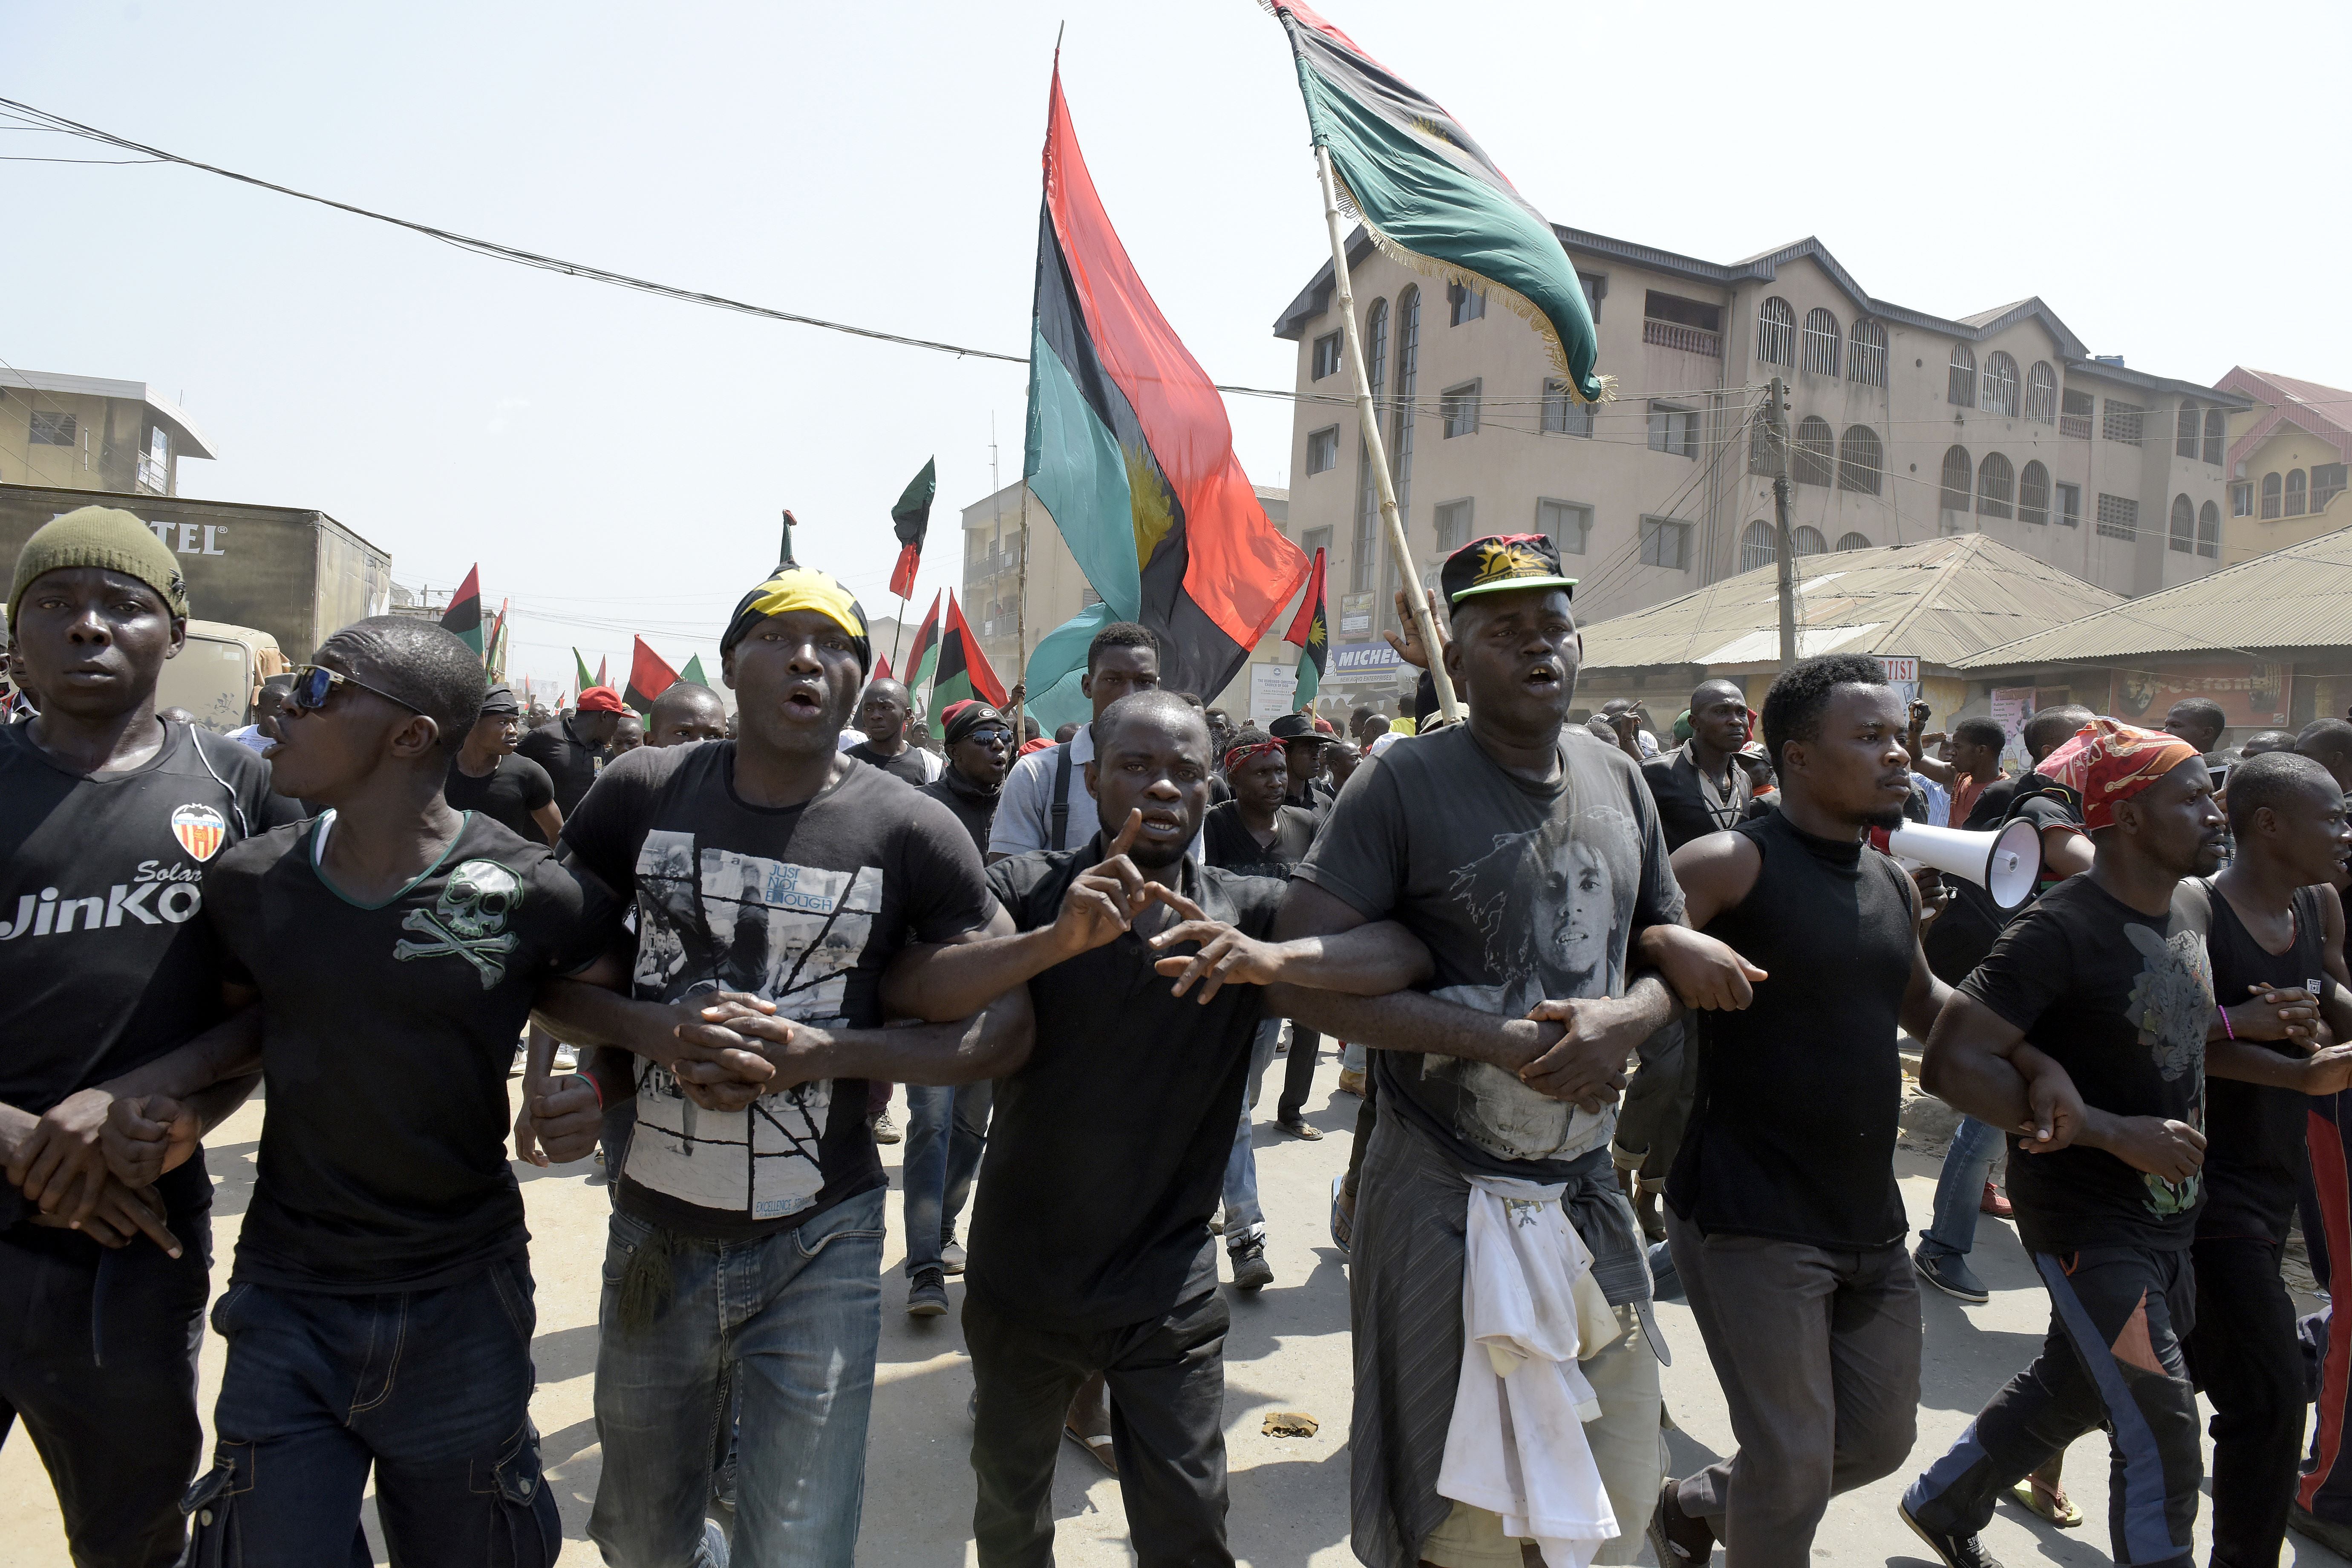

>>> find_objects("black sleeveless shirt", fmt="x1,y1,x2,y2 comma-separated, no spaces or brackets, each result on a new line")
2198,879,2330,1245
1666,810,1918,1248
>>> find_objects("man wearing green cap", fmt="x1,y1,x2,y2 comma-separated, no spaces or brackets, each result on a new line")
0,505,299,1566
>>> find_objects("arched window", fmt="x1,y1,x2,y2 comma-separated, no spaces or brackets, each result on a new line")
1390,287,1420,533
1836,531,1872,551
1741,519,1778,572
1793,416,1835,485
2285,469,2307,516
1980,352,2020,417
1756,297,1795,366
2202,407,2225,466
2176,402,2200,459
1848,320,1887,387
2169,494,2196,552
1940,446,1973,513
2197,501,2220,558
1838,425,1883,494
1948,345,1977,407
1977,453,2015,517
1801,308,1841,377
1793,525,1828,556
2025,361,2058,423
1351,298,1389,592
2262,472,2282,519
2018,460,2051,525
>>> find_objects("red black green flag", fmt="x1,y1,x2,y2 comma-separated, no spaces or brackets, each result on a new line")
1283,547,1329,709
440,565,483,656
625,636,677,716
902,591,943,695
932,590,1007,709
888,458,936,601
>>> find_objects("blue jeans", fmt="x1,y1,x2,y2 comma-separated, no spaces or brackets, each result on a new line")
1917,1115,2003,1261
185,1257,559,1567
903,1081,992,1276
1220,1019,1283,1245
590,1188,886,1568
1342,1042,1366,1074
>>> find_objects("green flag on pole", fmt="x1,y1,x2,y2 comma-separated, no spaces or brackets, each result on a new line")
573,648,595,691
679,654,708,687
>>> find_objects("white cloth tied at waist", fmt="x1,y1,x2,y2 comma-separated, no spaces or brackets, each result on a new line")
1437,1173,1620,1568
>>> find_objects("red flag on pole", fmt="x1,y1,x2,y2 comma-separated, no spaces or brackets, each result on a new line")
625,637,679,716
933,590,1009,709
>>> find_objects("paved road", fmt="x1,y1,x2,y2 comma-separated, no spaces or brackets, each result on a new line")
5,1055,2349,1567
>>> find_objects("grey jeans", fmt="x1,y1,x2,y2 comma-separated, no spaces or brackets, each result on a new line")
1665,1210,1922,1568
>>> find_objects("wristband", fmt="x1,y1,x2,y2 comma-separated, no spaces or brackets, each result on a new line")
2218,1003,2235,1041
572,1071,604,1110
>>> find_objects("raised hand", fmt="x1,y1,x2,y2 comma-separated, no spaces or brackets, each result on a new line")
1050,810,1158,955
1381,586,1448,671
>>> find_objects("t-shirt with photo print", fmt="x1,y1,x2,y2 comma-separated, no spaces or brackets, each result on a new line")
560,740,996,1239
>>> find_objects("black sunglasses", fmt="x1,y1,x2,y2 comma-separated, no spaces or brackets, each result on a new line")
283,663,424,716
963,724,1015,744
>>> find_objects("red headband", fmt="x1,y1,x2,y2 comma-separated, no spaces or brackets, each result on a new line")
1223,740,1285,775
2039,718,2202,830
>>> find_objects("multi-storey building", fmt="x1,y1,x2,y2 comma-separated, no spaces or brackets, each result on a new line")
0,369,214,497
2211,367,2352,567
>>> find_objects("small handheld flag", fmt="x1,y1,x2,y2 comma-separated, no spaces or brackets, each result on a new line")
1284,547,1329,709
573,649,595,692
625,637,679,716
441,565,484,656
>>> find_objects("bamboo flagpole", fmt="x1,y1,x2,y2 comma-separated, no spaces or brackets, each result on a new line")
1311,144,1459,723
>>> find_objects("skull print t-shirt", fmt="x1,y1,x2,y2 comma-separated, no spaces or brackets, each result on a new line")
203,810,621,1291
559,740,996,1239
1959,872,2215,1254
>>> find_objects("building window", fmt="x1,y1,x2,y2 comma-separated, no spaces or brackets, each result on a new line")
1542,379,1594,436
2197,501,2219,558
1306,425,1339,475
2060,388,2095,439
2314,463,2349,512
2019,460,2051,525
2095,493,2139,539
1740,519,1778,572
1977,453,2015,518
1440,380,1482,438
1081,584,1103,608
1793,525,1828,556
1302,525,1332,564
1351,298,1389,592
1980,352,2021,417
1801,309,1841,377
1640,517,1692,570
1940,446,1973,513
27,411,75,445
2169,494,2196,553
1948,345,1977,408
1643,290,1722,356
1848,320,1887,387
1836,531,1872,551
2026,361,2058,423
1388,288,1421,592
1536,498,1592,556
1838,425,1883,494
2230,482,2253,517
2203,408,2225,466
2284,469,2307,516
1793,416,1835,486
1649,404,1698,458
2103,400,2144,445
2175,401,2200,459
2261,472,2282,519
1755,297,1796,366
1311,331,1342,381
1447,282,1485,326
2055,481,2081,528
1434,498,1475,551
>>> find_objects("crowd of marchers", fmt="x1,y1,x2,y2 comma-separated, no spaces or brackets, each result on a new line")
6,503,2352,1568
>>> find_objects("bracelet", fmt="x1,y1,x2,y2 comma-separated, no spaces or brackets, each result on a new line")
2218,1003,2235,1041
572,1072,604,1110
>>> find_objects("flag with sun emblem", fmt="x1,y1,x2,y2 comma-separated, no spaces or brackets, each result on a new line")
1018,56,1309,732
1283,547,1329,710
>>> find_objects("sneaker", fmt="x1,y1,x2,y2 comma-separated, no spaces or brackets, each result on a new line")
696,1518,731,1568
1979,1180,2013,1219
553,1043,579,1072
1898,1498,2006,1568
510,1044,528,1078
2289,1505,2352,1558
1647,1479,1715,1568
1336,1067,1366,1097
1229,1240,1274,1291
870,1109,902,1145
907,1265,949,1317
941,1237,967,1275
1915,1248,1990,1305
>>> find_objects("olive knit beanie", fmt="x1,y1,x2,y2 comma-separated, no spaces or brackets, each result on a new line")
8,505,189,628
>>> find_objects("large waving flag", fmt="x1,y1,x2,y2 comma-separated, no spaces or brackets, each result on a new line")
1271,1,1603,403
440,565,484,656
1022,59,1310,732
902,591,944,697
1284,547,1329,710
933,591,1009,710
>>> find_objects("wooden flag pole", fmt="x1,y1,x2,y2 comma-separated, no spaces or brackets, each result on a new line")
891,601,909,668
1012,483,1030,736
1313,144,1459,723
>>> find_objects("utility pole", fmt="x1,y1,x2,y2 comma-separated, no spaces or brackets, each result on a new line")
1765,376,1798,670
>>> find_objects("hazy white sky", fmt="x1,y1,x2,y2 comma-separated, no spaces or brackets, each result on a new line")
9,0,2345,689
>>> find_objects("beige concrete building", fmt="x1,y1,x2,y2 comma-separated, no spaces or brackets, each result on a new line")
2211,367,2352,566
1272,230,2242,680
0,369,215,497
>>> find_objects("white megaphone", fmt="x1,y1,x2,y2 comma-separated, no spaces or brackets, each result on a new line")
1869,819,2043,910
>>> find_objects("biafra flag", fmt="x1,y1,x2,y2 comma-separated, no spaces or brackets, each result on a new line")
440,565,483,657
1283,546,1329,709
888,458,936,600
902,590,943,696
932,590,1006,709
625,636,677,716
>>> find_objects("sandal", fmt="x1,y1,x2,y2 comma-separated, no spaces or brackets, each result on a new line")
1278,1115,1324,1141
1330,1174,1353,1255
2008,1477,2083,1528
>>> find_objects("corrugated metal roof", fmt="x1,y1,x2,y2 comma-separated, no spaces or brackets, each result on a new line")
1577,534,2123,673
1952,525,2352,669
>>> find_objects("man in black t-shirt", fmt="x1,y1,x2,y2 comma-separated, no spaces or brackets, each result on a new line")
517,685,621,815
99,616,617,1564
444,682,562,845
0,506,299,1568
1902,720,2226,1568
530,563,1032,1566
845,674,940,786
1269,709,1337,816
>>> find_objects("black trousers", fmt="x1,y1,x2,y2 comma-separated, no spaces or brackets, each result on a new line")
0,1213,212,1568
1276,1028,1322,1124
2185,1236,2305,1568
963,1286,1234,1568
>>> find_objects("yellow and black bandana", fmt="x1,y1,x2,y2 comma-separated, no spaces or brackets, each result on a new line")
720,566,872,672
1440,533,1579,606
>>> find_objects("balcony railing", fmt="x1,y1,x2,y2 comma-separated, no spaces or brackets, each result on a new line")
2058,414,2093,440
135,453,168,493
1643,318,1721,357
